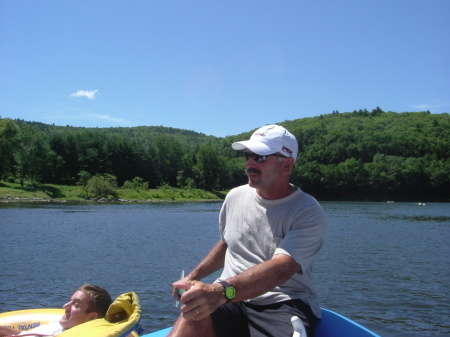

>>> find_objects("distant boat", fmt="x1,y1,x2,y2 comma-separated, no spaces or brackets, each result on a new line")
417,202,426,206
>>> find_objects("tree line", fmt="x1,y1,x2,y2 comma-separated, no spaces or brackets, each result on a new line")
1,108,449,201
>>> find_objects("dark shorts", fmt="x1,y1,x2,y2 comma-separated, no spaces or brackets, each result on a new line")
210,299,318,337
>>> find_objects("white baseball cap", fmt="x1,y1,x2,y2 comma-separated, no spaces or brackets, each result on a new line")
232,125,298,161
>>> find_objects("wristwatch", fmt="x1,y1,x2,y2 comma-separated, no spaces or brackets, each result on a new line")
218,279,236,302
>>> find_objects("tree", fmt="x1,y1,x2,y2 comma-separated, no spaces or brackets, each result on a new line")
77,170,91,186
47,132,79,184
425,158,450,199
0,118,19,179
76,131,108,175
365,154,404,198
123,176,149,190
85,174,118,199
177,152,197,188
14,126,52,187
154,135,184,186
193,144,225,191
334,158,369,198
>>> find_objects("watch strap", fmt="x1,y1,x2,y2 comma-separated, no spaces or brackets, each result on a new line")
218,279,236,302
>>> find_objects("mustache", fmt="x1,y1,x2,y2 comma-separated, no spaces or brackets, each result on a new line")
246,168,261,175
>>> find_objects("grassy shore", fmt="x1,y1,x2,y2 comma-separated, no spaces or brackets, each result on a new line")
0,181,224,203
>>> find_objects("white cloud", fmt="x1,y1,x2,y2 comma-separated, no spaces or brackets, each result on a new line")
70,90,98,100
410,101,449,112
89,113,131,125
41,110,133,127
411,104,432,111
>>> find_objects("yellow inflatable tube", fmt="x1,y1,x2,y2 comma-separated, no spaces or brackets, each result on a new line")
0,292,141,337
59,292,141,337
0,308,63,331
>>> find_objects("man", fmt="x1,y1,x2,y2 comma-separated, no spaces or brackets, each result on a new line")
170,125,326,337
0,284,112,336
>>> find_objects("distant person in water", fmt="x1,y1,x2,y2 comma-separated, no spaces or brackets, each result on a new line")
0,284,112,336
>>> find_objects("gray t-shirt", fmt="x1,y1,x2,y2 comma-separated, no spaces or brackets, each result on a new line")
218,184,326,318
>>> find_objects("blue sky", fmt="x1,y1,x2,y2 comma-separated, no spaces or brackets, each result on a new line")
1,1,449,137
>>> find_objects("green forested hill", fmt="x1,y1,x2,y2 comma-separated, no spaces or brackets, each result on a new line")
1,109,449,201
13,119,216,151
283,110,449,200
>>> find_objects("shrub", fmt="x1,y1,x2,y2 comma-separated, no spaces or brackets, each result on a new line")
123,176,149,190
85,174,118,199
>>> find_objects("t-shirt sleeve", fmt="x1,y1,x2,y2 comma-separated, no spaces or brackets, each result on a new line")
274,203,326,272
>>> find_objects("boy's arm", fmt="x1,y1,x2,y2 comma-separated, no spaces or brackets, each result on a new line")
0,326,22,336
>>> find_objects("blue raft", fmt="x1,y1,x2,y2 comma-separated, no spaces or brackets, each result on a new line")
142,308,381,337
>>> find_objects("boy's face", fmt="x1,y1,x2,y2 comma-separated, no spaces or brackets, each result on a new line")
60,290,98,329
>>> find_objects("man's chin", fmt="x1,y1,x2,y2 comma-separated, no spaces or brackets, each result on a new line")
59,317,70,329
248,177,260,188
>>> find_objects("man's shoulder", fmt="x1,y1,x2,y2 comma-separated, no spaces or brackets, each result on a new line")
294,188,321,205
227,184,252,197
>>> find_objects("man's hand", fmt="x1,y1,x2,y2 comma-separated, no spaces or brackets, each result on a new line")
172,274,192,302
173,281,225,321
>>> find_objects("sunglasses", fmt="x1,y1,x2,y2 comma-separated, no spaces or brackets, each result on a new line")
243,151,284,163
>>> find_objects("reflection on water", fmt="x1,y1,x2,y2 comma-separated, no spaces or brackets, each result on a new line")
383,215,450,222
0,201,449,336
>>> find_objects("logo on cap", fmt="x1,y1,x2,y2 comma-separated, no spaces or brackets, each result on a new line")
281,146,293,156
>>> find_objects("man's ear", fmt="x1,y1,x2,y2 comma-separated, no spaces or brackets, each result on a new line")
89,311,99,320
283,157,295,174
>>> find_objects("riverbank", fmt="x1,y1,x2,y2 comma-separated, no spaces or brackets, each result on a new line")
0,181,224,203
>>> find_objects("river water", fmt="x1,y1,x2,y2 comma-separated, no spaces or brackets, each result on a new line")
0,201,449,336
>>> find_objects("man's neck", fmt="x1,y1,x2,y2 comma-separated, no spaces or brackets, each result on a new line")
256,183,296,200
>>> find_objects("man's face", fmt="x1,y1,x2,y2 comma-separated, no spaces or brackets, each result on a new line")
60,290,97,329
245,152,285,189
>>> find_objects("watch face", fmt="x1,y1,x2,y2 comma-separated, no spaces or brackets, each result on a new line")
225,286,236,299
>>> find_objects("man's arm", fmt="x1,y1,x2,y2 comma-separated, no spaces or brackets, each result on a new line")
172,240,227,297
226,253,301,301
177,253,301,320
186,240,227,281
